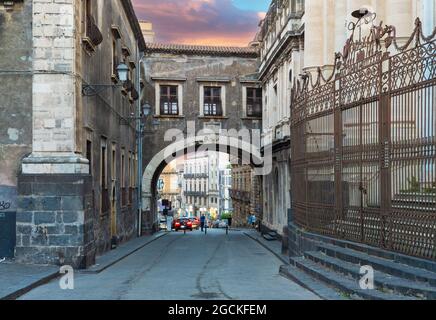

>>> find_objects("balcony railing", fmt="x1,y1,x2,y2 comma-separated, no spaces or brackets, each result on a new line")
82,15,103,52
184,191,207,197
184,173,209,179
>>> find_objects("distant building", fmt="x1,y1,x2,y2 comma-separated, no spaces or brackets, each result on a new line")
230,165,262,227
158,160,181,212
139,20,156,43
219,167,233,214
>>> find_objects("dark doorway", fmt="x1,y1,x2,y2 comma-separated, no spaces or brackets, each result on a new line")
0,212,16,258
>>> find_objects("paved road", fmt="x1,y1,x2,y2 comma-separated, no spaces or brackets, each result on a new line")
20,229,319,300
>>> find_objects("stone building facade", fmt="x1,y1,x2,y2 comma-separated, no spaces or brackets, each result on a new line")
158,160,181,211
140,44,261,230
219,167,233,215
257,0,435,241
230,165,262,227
0,0,145,268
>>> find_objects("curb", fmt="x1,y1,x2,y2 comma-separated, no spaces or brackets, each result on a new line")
279,265,347,300
81,232,168,274
1,271,60,301
243,231,289,264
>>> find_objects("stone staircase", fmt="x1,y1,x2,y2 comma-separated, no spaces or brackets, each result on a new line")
283,224,436,300
263,231,279,241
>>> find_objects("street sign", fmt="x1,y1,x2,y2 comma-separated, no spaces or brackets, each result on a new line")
157,179,165,191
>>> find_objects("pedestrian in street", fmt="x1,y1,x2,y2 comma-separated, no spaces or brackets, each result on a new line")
167,208,174,232
251,214,257,229
200,214,206,232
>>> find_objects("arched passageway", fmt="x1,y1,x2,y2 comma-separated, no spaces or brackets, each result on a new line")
141,135,268,232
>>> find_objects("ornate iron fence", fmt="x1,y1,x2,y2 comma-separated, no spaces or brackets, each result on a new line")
291,18,436,260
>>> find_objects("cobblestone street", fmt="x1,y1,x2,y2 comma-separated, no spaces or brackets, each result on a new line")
20,230,319,300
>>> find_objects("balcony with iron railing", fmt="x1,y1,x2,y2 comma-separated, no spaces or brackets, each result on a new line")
184,173,209,179
184,191,208,197
82,15,103,53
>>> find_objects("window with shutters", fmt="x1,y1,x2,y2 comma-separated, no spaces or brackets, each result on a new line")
203,86,222,116
246,88,263,117
160,85,179,115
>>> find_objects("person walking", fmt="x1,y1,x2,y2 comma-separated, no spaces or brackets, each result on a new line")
166,207,174,232
251,214,257,229
200,214,206,232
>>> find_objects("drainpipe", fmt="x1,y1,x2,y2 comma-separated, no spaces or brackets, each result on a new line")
137,46,145,237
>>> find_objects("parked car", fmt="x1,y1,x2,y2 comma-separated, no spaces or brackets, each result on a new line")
219,219,229,229
189,217,200,230
212,220,220,228
159,218,167,230
173,218,193,231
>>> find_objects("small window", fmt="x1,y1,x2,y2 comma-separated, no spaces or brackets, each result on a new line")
121,149,126,188
112,39,118,77
247,88,263,117
111,144,117,181
160,85,179,115
101,139,107,190
204,86,222,116
86,140,92,175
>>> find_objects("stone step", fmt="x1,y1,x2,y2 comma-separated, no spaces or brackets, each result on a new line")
263,232,278,241
305,251,436,299
279,265,347,300
302,230,436,272
290,257,416,300
317,243,436,286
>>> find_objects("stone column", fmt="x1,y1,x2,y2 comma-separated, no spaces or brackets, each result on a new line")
334,0,348,54
15,0,94,269
385,0,414,41
303,0,324,73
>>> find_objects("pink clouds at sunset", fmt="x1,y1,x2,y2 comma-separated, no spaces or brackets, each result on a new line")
132,0,268,47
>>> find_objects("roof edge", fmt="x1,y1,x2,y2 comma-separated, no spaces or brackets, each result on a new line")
145,43,259,58
121,0,146,52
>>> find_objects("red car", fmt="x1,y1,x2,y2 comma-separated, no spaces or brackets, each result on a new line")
173,218,193,231
189,217,200,230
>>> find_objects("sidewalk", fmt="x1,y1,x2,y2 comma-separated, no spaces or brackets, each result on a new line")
0,262,59,300
82,231,167,273
243,229,288,264
0,232,167,299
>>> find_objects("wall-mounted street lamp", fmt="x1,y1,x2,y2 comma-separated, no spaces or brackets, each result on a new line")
82,62,131,96
349,7,377,42
120,102,152,125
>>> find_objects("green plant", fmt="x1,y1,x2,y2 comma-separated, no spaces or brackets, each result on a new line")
400,176,421,193
424,182,436,194
221,212,233,220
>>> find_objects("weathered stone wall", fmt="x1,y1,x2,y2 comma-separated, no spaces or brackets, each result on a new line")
141,51,260,230
262,145,291,236
8,0,143,267
0,1,33,214
79,0,141,256
16,174,94,268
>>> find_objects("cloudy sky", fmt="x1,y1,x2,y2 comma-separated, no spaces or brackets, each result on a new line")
132,0,271,46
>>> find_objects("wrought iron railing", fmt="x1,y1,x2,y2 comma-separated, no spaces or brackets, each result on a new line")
291,18,436,260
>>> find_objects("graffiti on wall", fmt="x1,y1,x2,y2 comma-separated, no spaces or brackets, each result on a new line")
0,201,11,210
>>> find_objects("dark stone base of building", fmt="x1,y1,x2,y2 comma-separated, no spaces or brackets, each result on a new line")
141,210,158,235
15,174,95,269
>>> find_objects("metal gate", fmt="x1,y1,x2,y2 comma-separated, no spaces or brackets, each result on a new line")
291,18,436,260
0,211,16,258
